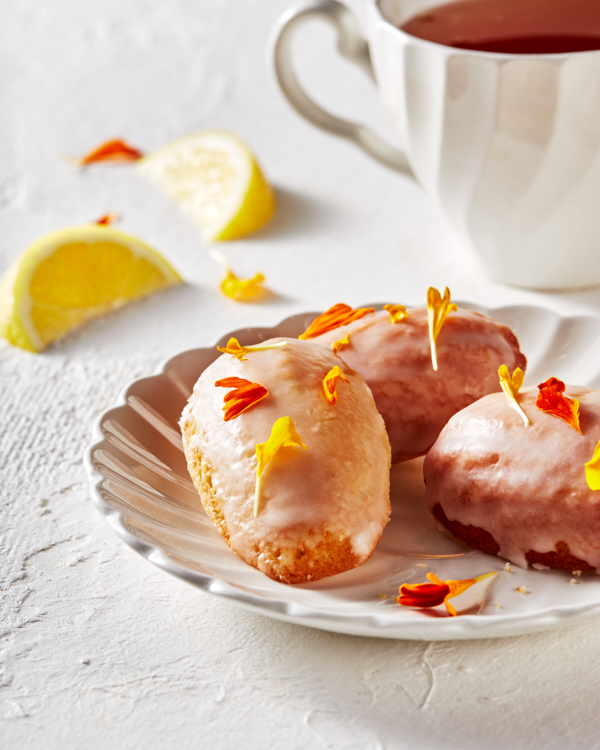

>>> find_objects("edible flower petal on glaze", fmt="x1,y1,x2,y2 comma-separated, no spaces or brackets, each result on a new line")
426,287,457,372
322,365,349,405
254,417,307,517
536,377,582,434
398,571,497,617
384,304,408,324
298,303,374,340
585,440,600,490
77,139,144,166
498,365,530,425
216,337,287,361
215,377,268,421
332,332,350,353
209,249,265,300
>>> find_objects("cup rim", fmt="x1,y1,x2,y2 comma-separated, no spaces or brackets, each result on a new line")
374,0,600,60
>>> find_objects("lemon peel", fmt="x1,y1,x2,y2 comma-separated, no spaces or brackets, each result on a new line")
137,131,276,241
254,417,307,516
498,365,530,425
208,249,265,300
0,225,181,352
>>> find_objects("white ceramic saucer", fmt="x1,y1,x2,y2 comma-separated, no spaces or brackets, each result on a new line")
84,302,600,640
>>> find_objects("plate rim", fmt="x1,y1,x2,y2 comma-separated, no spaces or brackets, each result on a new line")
84,301,600,640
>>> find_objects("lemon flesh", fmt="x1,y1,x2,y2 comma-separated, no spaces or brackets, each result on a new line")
137,131,276,241
0,225,182,352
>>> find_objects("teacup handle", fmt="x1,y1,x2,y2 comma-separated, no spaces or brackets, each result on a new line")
271,0,412,174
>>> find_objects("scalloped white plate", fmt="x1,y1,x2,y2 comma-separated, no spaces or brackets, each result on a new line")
85,302,600,640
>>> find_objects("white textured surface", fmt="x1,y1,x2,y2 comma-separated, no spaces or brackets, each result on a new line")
3,0,600,747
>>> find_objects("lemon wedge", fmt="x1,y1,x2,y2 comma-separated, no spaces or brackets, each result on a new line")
137,131,276,241
0,225,182,352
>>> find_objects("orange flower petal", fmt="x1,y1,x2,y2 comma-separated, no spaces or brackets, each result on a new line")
398,571,497,617
215,376,250,388
398,582,450,608
298,303,374,340
536,377,582,433
426,287,457,372
216,337,287,361
322,365,349,404
498,365,530,425
254,417,307,516
78,139,144,166
95,212,119,226
215,377,269,421
384,304,408,324
332,332,350,353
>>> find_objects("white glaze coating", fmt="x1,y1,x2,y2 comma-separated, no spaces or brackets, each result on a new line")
315,307,525,462
181,338,391,573
424,385,600,569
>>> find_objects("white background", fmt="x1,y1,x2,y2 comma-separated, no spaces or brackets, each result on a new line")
2,1,600,748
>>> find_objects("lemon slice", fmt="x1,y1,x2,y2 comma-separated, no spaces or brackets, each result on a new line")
0,225,182,352
137,131,276,241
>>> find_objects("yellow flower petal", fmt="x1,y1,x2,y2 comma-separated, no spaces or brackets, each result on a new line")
332,332,350,353
222,270,265,299
426,287,457,372
498,365,530,425
585,440,600,490
254,417,307,516
322,365,349,404
383,304,408,324
216,337,287,361
217,337,248,360
209,249,265,300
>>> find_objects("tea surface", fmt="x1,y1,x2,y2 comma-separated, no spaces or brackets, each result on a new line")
401,0,600,54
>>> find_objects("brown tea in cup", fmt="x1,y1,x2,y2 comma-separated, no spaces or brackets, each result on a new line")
401,0,600,54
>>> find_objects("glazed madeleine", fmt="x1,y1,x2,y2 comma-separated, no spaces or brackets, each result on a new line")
181,338,391,584
314,306,526,462
424,383,600,571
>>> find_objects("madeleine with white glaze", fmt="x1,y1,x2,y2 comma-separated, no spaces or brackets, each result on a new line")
424,384,600,571
315,307,526,462
180,338,391,584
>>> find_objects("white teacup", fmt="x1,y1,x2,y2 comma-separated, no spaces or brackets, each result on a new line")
272,0,600,290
